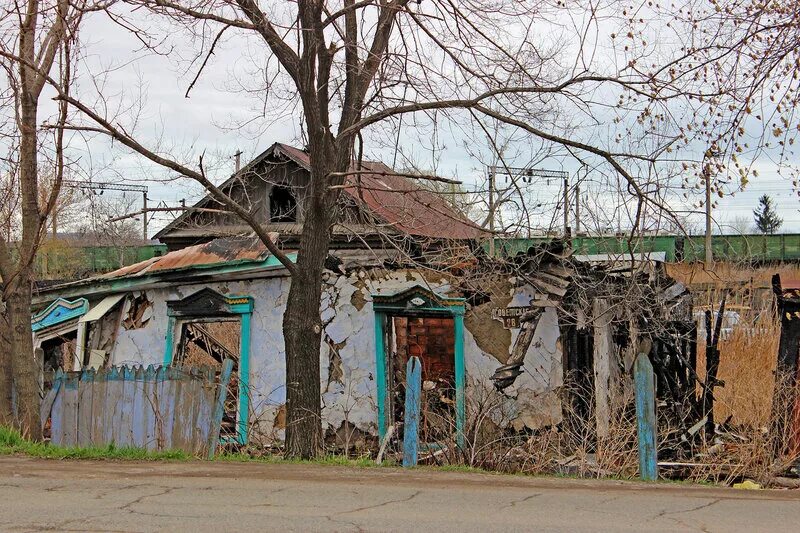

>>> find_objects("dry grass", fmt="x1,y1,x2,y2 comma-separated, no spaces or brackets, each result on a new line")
696,311,779,426
672,277,797,485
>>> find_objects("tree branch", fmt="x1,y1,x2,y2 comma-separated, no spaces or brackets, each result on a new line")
58,96,298,275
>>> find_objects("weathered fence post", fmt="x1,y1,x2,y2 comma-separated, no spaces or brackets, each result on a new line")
634,352,658,481
403,356,422,468
207,359,235,459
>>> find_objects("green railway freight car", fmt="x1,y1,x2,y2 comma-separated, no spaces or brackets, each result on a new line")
572,235,677,260
488,234,800,263
681,234,800,263
80,245,169,272
489,235,678,261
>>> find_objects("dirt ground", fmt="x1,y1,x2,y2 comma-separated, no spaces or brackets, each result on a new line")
1,456,799,532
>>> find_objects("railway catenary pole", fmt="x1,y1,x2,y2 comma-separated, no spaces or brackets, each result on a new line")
62,180,149,240
486,165,571,248
702,151,718,265
563,175,569,239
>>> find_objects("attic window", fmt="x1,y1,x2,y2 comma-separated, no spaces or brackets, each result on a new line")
269,185,297,222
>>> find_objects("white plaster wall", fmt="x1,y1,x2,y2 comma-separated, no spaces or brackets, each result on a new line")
107,269,564,443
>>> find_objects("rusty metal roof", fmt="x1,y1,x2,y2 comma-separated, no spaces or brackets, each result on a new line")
155,143,487,242
275,144,487,240
101,236,272,280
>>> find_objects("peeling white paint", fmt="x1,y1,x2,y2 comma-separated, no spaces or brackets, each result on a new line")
105,267,564,443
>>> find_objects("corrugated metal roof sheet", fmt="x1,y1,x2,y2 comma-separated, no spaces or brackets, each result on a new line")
274,144,486,240
101,236,271,280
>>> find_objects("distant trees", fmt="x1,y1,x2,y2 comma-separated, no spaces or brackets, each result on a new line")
753,195,783,235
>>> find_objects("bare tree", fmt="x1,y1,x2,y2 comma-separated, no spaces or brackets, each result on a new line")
54,1,711,457
0,0,85,437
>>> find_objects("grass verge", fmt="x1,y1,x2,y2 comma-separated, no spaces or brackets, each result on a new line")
0,426,190,461
0,426,381,466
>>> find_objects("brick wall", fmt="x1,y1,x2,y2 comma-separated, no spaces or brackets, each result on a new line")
392,316,455,382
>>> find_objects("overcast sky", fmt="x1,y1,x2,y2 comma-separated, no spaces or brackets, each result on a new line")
64,6,800,239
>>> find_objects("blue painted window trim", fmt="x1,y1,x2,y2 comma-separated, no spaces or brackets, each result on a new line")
31,298,89,332
163,292,254,445
372,286,466,449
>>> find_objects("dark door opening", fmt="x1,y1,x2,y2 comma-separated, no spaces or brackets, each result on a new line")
387,315,456,444
173,318,241,439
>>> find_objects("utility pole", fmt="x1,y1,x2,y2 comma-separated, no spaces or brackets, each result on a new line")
562,175,570,239
488,166,495,257
142,193,148,241
703,156,714,265
574,182,580,234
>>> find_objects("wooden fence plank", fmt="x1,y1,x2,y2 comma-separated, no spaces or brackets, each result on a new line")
61,374,80,447
104,367,121,445
143,366,158,451
90,369,107,446
48,370,65,446
131,366,146,448
117,367,135,447
403,356,422,468
170,368,187,451
113,367,130,446
39,375,62,434
77,369,95,447
194,368,214,455
634,352,658,481
180,369,201,453
155,366,172,450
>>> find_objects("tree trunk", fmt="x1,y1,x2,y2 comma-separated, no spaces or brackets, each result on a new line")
7,274,41,440
282,140,345,459
13,17,44,439
283,214,335,457
0,310,13,427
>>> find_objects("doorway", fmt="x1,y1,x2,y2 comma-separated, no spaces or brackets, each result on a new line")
387,315,456,444
372,286,466,448
163,288,254,444
173,318,242,440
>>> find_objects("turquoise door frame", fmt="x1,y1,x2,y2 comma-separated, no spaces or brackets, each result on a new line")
163,289,254,445
372,286,466,448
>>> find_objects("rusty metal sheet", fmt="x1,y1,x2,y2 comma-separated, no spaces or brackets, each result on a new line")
277,144,487,240
101,236,271,280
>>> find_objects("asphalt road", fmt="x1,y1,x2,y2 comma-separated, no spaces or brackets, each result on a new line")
1,456,799,532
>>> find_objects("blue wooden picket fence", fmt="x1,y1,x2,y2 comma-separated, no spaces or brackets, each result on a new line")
41,365,225,455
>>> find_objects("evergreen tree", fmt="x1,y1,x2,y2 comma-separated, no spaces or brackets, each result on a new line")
753,194,783,234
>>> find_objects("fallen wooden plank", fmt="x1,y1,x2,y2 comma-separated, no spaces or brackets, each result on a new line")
39,375,63,433
207,359,235,459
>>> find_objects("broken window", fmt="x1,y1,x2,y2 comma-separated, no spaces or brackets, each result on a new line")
173,318,242,439
269,185,297,222
387,315,456,444
122,293,153,330
39,331,78,392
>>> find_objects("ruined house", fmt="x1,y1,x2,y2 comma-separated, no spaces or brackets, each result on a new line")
31,144,696,450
